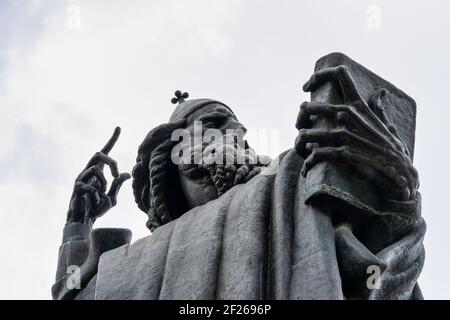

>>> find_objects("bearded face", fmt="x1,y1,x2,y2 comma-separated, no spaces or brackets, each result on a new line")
175,103,270,209
132,101,273,231
179,133,268,197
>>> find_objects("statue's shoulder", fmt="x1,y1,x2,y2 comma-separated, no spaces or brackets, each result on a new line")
99,222,173,263
94,222,176,299
258,149,302,178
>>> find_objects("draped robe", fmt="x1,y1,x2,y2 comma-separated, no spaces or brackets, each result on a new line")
52,150,425,300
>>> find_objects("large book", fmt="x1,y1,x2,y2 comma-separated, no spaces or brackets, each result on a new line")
303,53,417,251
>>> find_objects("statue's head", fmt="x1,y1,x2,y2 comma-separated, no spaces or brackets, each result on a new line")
132,91,270,231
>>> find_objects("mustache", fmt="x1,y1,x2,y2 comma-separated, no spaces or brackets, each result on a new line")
177,135,273,196
178,137,265,180
179,134,257,167
203,142,257,166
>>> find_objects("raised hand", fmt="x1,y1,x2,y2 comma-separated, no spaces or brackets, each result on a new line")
67,127,131,226
295,65,419,202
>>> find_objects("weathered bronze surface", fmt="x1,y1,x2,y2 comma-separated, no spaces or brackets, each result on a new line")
52,53,425,300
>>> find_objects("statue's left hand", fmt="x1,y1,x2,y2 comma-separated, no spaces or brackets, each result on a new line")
295,66,419,202
66,127,131,226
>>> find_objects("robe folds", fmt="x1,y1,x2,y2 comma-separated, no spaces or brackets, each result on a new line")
53,150,425,300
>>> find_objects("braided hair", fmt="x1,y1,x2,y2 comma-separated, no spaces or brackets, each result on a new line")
132,120,187,231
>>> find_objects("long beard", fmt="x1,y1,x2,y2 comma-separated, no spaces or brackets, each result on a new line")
179,135,270,195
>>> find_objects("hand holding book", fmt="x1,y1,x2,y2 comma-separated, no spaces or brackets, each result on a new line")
294,53,420,253
295,65,418,202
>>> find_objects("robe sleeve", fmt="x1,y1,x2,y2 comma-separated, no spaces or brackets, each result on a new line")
52,223,91,300
335,192,426,300
52,223,132,300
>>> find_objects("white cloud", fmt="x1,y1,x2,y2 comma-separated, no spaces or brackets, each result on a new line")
1,0,450,299
0,0,243,299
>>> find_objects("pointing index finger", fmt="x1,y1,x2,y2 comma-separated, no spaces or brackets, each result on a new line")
101,127,121,155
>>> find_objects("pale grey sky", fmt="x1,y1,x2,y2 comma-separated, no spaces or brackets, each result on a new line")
0,0,449,299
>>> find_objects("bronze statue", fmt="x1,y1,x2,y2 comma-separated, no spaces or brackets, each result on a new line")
52,53,425,300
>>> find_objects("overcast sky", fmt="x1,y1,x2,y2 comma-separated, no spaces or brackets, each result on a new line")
1,0,449,299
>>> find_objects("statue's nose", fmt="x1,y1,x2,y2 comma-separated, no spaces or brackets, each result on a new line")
225,119,246,134
223,122,246,145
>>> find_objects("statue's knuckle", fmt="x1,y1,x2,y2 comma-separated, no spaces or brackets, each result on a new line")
300,101,309,110
336,110,346,119
309,148,318,158
346,105,357,114
298,128,307,137
335,128,346,136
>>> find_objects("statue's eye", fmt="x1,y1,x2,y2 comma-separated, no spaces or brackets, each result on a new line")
203,117,225,127
203,120,215,127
